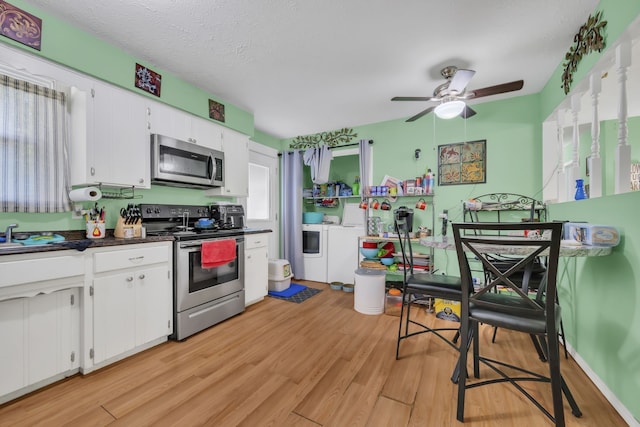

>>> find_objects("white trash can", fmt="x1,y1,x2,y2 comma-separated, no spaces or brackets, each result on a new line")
354,268,386,315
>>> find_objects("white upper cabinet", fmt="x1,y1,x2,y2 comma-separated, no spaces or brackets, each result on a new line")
147,100,223,150
205,128,249,197
70,81,150,188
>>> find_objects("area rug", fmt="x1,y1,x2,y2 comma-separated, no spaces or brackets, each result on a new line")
267,283,322,303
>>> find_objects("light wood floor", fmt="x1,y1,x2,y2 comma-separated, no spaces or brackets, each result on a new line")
0,281,626,426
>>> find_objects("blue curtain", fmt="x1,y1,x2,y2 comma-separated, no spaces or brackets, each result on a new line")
280,150,304,278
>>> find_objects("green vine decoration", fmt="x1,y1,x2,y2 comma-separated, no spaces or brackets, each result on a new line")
561,11,607,95
290,127,358,149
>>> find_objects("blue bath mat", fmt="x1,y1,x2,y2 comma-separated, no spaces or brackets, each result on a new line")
268,283,322,303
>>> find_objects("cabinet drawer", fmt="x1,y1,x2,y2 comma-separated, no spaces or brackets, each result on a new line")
1,255,84,288
94,245,169,273
245,234,268,250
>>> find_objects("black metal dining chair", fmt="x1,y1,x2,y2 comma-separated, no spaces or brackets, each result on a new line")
451,221,581,426
393,209,463,362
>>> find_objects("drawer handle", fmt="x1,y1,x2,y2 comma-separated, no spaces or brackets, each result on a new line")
129,256,144,263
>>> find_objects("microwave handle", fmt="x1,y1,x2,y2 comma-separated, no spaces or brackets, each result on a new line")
208,155,214,180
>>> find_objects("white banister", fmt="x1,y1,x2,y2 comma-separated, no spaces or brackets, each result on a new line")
556,109,568,202
567,94,582,199
615,40,632,194
589,74,602,198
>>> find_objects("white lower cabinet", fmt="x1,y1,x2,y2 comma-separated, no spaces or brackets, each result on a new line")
0,288,80,404
88,242,173,369
244,233,269,306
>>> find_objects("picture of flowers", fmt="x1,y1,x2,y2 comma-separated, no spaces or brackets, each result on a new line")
438,140,486,185
208,99,225,122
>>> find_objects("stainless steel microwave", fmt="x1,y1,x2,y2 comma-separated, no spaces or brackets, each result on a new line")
151,134,224,189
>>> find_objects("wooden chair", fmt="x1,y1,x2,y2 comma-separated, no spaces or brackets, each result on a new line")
452,221,581,426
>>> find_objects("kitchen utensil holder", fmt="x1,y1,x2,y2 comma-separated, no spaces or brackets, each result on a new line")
114,216,142,238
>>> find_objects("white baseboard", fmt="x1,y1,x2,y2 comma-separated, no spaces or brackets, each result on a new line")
566,343,639,426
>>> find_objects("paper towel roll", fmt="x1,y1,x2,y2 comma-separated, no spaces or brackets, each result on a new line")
69,187,102,202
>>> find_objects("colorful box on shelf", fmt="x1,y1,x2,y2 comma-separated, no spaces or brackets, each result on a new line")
563,223,620,247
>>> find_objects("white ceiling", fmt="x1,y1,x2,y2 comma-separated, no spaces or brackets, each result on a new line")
26,0,599,139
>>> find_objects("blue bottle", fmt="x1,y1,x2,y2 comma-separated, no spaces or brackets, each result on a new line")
575,179,587,200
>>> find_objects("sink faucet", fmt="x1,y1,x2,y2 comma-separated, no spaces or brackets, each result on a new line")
4,223,18,242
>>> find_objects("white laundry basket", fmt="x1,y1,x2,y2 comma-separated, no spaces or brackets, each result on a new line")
268,259,292,292
354,268,386,315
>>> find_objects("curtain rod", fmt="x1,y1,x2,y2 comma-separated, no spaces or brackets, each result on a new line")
278,140,374,156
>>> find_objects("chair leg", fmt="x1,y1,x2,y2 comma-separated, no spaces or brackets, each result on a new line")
561,375,583,417
456,318,470,422
547,329,567,427
491,325,498,343
395,295,408,359
472,321,480,378
530,334,547,361
559,319,569,359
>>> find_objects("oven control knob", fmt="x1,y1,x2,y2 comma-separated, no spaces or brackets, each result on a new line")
139,274,145,280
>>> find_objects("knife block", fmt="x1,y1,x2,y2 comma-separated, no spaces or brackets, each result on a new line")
114,216,142,238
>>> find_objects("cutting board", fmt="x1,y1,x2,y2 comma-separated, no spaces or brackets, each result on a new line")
19,234,66,246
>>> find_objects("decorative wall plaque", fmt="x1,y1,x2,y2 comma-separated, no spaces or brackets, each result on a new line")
438,140,486,185
0,1,42,50
208,99,225,122
135,63,161,97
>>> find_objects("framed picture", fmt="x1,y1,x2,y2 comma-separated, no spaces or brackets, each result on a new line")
135,63,162,97
208,99,225,122
438,139,486,186
0,1,42,50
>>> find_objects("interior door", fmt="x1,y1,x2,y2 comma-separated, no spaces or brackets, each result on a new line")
245,142,279,259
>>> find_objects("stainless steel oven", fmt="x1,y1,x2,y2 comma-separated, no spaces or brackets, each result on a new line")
140,203,246,341
174,236,245,340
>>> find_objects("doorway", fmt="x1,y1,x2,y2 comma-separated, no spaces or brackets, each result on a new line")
246,141,279,259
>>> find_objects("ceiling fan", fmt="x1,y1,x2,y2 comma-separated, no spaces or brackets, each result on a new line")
391,66,524,121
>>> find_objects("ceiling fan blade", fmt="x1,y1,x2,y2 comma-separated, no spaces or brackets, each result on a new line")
461,105,476,119
406,106,435,122
392,96,432,101
448,69,476,94
468,80,524,99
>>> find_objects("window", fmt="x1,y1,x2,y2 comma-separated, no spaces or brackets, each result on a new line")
0,72,70,212
247,162,269,220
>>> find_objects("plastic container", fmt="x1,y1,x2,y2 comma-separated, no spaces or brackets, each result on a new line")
354,268,386,315
563,223,620,246
303,212,324,224
385,288,403,316
268,259,292,292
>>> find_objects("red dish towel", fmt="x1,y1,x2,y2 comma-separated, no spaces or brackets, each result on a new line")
201,239,236,269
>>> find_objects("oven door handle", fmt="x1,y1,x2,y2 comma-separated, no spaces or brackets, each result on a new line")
179,239,238,249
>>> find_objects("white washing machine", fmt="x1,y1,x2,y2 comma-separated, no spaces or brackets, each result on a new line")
302,223,329,282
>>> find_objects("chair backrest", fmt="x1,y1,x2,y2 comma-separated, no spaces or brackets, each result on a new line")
394,215,414,280
452,222,563,321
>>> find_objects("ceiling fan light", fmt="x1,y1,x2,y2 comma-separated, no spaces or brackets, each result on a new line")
434,100,466,119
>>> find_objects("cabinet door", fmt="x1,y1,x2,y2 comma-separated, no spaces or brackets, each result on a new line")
27,289,79,384
93,273,137,364
204,128,249,197
191,115,223,150
0,289,80,399
92,82,150,188
147,100,192,142
0,299,26,396
244,235,269,306
135,265,172,346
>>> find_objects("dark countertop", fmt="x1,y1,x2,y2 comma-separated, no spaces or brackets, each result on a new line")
0,228,272,256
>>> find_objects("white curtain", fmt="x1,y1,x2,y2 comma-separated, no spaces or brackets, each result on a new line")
0,74,70,212
281,150,305,278
359,139,372,191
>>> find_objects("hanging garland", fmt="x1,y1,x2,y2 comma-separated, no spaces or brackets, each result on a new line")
561,11,607,95
290,127,358,149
